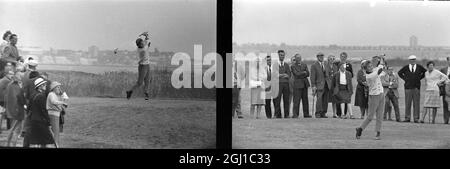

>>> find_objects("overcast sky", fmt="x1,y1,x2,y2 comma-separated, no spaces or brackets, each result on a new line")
233,0,450,46
0,0,216,54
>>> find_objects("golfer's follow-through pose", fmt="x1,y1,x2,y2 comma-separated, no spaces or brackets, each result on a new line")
126,32,151,100
356,56,386,140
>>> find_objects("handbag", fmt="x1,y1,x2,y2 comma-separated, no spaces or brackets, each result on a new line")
438,83,446,96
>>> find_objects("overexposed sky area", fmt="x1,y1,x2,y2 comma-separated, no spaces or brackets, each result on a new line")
233,0,450,46
0,0,216,54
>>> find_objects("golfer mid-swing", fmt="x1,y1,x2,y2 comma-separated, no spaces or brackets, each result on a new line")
126,32,151,100
356,56,386,140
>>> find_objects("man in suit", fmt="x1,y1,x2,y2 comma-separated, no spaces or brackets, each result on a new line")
265,55,273,119
398,55,426,123
439,56,450,124
232,55,244,118
336,52,354,118
273,50,291,118
381,66,401,122
311,52,329,118
291,54,311,118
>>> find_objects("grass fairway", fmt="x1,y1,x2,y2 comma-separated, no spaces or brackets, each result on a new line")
233,87,450,149
0,97,216,148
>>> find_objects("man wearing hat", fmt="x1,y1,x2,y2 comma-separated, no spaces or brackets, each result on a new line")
310,52,330,118
398,55,426,123
0,71,14,132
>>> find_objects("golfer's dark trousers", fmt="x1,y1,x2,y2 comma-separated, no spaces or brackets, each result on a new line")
293,87,309,117
274,82,290,118
405,88,420,121
384,89,400,121
443,96,450,124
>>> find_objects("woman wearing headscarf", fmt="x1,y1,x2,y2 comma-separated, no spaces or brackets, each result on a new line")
5,72,25,146
47,81,67,147
24,78,55,148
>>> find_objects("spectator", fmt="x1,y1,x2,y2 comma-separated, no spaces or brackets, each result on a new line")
398,55,426,123
47,81,68,147
381,66,401,122
232,54,244,118
355,60,369,119
326,54,339,118
1,34,24,66
249,56,266,119
421,61,447,124
273,50,291,118
0,71,14,133
5,72,25,147
336,52,354,118
332,62,353,119
291,54,310,118
264,55,273,119
24,78,55,148
310,52,329,118
439,56,450,124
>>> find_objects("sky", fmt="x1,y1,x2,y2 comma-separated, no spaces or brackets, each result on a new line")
0,0,216,54
233,0,450,46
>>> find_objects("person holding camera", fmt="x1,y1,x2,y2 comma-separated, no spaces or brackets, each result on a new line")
126,32,152,100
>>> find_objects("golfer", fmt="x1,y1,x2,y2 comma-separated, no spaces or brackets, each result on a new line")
126,32,151,100
356,56,386,140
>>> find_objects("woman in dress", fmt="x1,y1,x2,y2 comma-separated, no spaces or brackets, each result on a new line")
355,60,369,119
421,61,448,124
24,78,55,148
332,62,353,119
249,56,267,119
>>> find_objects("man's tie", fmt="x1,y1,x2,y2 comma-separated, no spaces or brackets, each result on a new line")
267,66,271,81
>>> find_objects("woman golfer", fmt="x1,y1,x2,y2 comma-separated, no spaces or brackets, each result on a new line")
356,56,386,140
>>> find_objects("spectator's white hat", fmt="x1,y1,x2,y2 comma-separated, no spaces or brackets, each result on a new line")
50,81,62,91
408,55,417,60
34,78,46,89
28,59,38,66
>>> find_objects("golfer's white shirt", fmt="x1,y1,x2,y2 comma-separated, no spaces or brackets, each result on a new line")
366,65,385,95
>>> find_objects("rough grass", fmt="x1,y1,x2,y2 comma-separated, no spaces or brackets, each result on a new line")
41,68,215,100
0,97,216,148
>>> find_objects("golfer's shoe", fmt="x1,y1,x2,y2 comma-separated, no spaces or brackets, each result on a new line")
126,90,132,100
355,127,362,139
374,136,381,140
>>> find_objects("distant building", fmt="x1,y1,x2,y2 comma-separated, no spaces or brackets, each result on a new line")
88,45,99,58
410,36,418,48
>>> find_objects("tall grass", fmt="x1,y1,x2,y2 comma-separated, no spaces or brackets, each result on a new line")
43,67,216,100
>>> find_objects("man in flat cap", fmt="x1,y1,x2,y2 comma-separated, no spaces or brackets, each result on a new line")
397,55,426,123
310,52,330,118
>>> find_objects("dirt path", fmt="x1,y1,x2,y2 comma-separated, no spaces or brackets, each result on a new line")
0,97,216,149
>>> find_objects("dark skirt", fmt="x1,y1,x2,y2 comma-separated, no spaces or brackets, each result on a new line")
354,84,368,108
25,120,55,145
335,84,351,104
